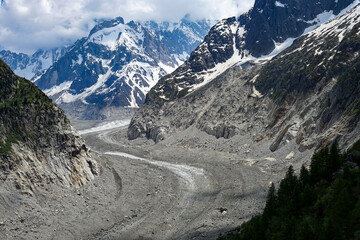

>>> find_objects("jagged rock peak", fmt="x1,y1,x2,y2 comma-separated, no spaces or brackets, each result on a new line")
0,59,98,191
89,17,125,36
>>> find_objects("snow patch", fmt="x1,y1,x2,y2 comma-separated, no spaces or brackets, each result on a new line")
286,152,295,160
275,1,286,7
191,24,253,91
250,74,259,83
314,48,323,56
159,62,177,74
250,85,263,98
303,11,336,34
44,81,72,96
230,24,238,35
257,37,297,62
72,54,83,67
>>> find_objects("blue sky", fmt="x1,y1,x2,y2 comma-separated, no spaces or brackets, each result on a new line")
0,0,254,54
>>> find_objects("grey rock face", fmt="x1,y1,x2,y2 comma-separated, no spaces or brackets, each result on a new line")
129,65,265,142
129,4,360,153
0,59,98,191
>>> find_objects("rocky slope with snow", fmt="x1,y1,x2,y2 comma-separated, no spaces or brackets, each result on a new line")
142,0,355,105
0,48,67,81
0,59,98,192
128,1,360,155
35,17,213,119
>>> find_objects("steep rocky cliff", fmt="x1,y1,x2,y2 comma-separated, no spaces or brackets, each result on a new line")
128,3,360,155
0,59,98,192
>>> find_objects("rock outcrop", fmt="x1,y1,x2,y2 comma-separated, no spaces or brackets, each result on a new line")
0,59,98,192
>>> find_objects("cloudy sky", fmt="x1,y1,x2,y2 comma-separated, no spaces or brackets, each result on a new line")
0,0,254,54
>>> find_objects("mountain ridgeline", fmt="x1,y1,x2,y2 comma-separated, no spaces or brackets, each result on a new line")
128,1,360,154
142,0,355,105
33,17,213,120
0,48,68,81
0,59,98,191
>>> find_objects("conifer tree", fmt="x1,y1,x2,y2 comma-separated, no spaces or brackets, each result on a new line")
263,183,277,220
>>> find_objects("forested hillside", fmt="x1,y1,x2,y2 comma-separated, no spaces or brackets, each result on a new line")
219,141,360,240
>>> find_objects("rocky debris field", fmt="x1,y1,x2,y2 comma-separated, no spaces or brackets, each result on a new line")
0,118,315,239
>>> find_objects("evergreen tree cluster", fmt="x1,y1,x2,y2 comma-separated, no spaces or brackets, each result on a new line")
219,141,360,240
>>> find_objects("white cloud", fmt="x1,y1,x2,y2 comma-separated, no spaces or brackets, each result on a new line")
0,0,254,54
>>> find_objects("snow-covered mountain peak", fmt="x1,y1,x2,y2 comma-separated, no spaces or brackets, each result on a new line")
86,22,146,53
88,17,125,36
33,17,213,119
